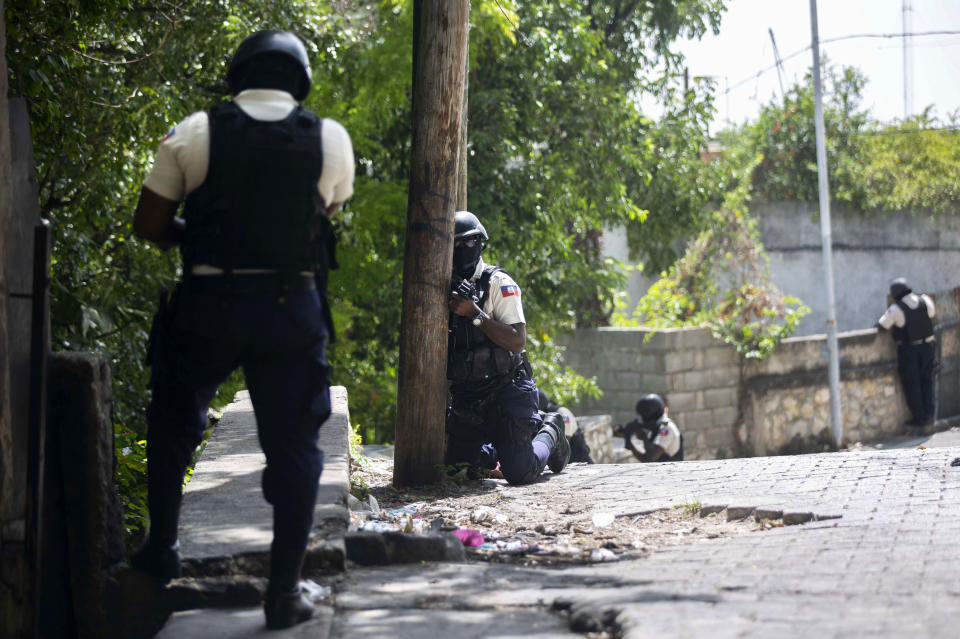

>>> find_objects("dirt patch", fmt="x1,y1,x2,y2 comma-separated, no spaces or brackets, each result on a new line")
350,455,770,565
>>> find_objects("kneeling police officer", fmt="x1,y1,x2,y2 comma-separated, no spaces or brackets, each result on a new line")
613,394,683,462
130,30,354,630
446,211,570,484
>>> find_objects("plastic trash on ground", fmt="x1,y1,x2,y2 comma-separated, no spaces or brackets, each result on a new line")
451,529,485,547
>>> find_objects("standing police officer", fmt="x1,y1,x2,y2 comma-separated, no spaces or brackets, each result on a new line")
446,211,570,484
130,30,354,629
877,277,937,428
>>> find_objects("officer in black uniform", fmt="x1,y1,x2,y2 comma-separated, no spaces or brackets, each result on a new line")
537,389,594,463
613,394,684,462
446,211,570,484
877,277,937,427
130,31,353,629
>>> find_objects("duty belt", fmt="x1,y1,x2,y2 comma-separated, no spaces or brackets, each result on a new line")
184,272,316,296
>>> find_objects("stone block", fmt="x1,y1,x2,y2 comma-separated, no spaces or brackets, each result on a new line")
640,374,669,394
665,350,696,373
709,366,741,387
704,346,738,368
165,576,267,611
704,427,735,450
783,512,814,525
666,391,698,412
704,387,737,409
754,508,783,521
711,406,739,426
678,327,716,349
679,370,711,392
726,506,756,521
680,409,714,430
46,352,125,638
382,532,466,564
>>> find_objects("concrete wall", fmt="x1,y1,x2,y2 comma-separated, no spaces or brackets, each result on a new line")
561,327,741,461
560,285,960,460
603,201,960,337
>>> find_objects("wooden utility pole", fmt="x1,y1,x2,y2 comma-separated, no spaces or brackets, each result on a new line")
393,0,470,486
0,0,14,541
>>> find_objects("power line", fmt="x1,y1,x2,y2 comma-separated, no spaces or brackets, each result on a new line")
723,29,960,96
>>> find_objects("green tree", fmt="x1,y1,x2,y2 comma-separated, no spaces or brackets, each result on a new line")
6,0,729,535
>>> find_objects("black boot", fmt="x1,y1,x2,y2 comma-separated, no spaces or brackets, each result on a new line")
540,412,571,474
264,583,315,629
130,538,181,583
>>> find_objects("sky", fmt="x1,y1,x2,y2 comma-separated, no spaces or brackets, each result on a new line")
663,0,960,132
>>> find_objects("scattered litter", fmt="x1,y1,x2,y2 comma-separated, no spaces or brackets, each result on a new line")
359,520,401,533
589,548,618,562
386,504,422,517
592,512,615,528
470,506,507,525
452,529,485,547
300,579,331,602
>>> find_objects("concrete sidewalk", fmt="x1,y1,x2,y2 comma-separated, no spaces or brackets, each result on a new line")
154,392,960,638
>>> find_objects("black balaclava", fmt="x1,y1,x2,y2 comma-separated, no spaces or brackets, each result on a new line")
453,240,483,279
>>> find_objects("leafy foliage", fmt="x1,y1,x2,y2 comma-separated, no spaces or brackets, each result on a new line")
6,0,728,531
631,167,809,359
725,61,960,215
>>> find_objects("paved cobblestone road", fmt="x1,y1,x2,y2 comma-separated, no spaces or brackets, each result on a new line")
334,446,960,638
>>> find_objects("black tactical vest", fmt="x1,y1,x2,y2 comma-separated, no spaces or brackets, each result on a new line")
892,297,934,344
181,100,328,274
447,265,522,393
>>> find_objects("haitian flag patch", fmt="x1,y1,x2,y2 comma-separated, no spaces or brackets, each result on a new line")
161,127,176,142
500,284,519,297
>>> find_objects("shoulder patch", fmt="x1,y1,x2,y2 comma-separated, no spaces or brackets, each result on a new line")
500,284,519,297
161,127,176,142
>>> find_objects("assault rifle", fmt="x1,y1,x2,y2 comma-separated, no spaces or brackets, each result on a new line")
451,276,481,303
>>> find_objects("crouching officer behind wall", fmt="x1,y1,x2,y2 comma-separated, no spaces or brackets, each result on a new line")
877,277,937,428
446,211,570,484
130,30,355,630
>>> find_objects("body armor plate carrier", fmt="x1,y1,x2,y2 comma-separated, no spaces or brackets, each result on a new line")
448,265,523,393
892,298,934,344
182,100,332,276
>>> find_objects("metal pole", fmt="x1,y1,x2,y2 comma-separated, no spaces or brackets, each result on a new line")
902,0,913,118
23,221,50,639
808,0,843,448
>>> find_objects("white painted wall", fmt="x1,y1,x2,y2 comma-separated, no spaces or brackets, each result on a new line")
603,202,960,336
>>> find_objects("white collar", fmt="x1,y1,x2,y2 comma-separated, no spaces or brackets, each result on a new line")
468,257,486,281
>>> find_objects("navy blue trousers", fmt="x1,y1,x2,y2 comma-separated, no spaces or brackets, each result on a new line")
445,372,551,485
897,341,936,424
145,283,330,587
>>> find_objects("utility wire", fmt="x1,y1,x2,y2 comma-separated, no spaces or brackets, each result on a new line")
723,30,960,95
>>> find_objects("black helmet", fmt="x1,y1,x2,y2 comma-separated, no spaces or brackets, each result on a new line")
635,394,665,424
454,211,488,242
226,30,312,100
889,277,912,301
452,211,487,278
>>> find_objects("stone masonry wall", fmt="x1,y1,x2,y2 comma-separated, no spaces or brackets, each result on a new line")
560,285,960,460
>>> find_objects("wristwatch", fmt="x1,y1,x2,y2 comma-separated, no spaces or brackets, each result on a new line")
472,310,489,327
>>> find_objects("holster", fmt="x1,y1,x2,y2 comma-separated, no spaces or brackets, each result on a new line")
144,284,182,386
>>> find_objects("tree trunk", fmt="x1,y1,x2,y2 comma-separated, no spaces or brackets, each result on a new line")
394,0,470,487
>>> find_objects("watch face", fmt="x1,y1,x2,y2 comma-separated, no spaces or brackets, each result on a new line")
472,316,482,326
